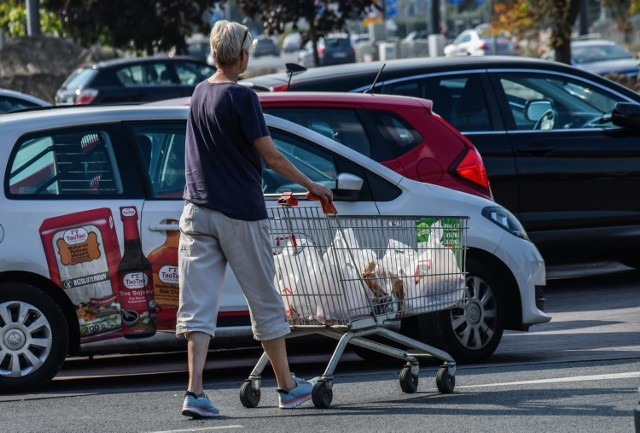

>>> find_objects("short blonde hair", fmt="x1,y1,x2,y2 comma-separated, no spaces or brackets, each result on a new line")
209,20,252,66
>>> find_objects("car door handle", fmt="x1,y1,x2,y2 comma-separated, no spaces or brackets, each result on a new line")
148,223,179,232
516,143,554,156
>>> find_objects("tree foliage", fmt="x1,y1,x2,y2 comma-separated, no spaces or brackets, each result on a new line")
239,0,380,66
491,0,581,64
601,0,633,43
0,0,65,37
41,0,214,54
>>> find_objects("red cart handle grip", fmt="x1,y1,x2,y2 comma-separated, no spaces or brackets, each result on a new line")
306,191,337,214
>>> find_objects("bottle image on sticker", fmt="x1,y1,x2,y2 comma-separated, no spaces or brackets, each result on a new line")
117,206,156,338
147,219,180,331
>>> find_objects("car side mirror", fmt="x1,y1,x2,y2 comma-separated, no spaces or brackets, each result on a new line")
524,99,553,122
334,173,363,200
611,102,640,129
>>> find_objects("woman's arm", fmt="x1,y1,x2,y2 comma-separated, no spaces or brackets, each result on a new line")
255,135,333,203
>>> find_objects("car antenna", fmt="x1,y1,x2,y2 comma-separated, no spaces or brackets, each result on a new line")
285,63,307,91
364,63,386,94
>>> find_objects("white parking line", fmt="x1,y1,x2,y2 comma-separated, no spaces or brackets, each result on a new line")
458,371,640,389
147,426,243,433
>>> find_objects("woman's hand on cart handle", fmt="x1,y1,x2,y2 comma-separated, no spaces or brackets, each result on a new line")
306,184,336,214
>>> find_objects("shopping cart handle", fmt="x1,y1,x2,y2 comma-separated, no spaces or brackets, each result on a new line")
277,192,298,206
306,191,338,214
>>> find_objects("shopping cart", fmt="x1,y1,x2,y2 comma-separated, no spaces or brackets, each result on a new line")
239,192,468,409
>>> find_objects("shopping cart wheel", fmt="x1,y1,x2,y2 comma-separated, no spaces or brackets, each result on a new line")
436,367,455,394
399,367,419,393
312,381,333,408
240,380,261,408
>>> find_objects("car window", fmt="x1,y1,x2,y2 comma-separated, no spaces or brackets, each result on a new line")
497,73,622,131
144,63,171,85
263,108,372,157
324,38,350,48
116,65,142,86
127,122,337,198
368,110,422,158
127,123,186,199
386,75,491,132
8,129,123,196
264,129,337,194
173,62,215,85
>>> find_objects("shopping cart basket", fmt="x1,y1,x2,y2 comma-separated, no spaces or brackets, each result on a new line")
240,192,468,409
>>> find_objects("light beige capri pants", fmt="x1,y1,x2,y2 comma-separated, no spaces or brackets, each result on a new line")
175,202,291,341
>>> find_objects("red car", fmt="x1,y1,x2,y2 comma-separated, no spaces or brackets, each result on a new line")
258,92,492,199
149,91,492,199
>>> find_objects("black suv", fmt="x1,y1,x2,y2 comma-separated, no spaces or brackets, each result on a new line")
247,56,640,269
55,56,215,105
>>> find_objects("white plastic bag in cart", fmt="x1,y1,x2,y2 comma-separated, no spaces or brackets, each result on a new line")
379,239,420,316
409,221,465,311
273,237,331,324
321,228,377,320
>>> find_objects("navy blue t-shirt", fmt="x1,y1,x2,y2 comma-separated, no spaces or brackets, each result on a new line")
184,81,270,221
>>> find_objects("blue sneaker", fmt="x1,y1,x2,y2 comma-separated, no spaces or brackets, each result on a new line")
277,375,313,409
182,391,220,418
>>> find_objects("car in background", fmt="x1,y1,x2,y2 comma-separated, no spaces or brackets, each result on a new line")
0,87,50,114
55,56,215,105
245,56,640,269
298,33,356,67
543,39,640,78
444,27,520,56
0,104,548,391
282,32,302,52
252,36,280,57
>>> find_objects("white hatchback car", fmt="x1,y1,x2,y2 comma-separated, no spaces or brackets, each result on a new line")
0,105,549,391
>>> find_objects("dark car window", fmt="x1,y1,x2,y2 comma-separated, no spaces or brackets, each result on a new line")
127,121,337,198
367,110,422,157
8,129,123,197
127,123,186,199
173,62,215,85
497,73,622,131
266,129,337,194
115,66,141,86
264,108,421,162
324,37,351,48
385,74,492,132
263,108,372,157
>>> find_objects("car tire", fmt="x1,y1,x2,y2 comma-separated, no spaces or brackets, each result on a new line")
0,282,69,392
414,257,504,364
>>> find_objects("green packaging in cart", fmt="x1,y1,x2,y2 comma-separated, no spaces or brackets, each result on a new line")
416,217,464,266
